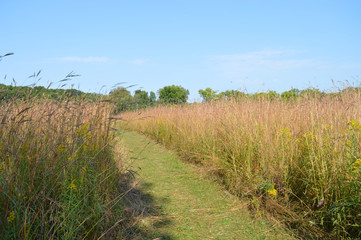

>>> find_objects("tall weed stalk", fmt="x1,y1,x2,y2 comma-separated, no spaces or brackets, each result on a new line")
0,93,124,239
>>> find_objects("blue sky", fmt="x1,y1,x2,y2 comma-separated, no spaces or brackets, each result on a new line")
1,0,361,101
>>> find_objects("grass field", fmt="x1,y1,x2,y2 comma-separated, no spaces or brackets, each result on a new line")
120,92,361,239
0,95,126,239
118,130,293,239
2,86,361,239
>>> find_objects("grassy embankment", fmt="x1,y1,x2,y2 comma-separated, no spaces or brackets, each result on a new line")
0,91,126,239
121,92,361,239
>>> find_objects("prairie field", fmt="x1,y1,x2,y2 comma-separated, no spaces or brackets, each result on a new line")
121,91,361,238
0,95,126,239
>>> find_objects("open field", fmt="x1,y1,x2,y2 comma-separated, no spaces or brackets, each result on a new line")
121,92,361,239
2,1,360,238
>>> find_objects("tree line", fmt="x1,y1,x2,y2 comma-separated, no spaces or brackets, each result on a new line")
2,82,361,114
199,86,361,102
109,85,189,113
111,84,361,113
0,84,99,102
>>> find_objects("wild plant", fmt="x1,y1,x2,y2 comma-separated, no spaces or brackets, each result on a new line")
0,93,124,239
121,92,361,238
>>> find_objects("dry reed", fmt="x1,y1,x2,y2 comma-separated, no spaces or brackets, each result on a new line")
121,92,361,238
0,96,124,239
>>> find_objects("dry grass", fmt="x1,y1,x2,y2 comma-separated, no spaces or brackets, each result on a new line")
0,96,125,239
121,92,361,238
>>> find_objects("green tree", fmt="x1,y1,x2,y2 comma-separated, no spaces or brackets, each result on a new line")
300,88,324,99
198,88,218,102
158,85,189,104
281,88,300,101
252,91,280,101
266,90,280,100
149,91,156,103
134,90,150,109
109,87,133,113
219,90,246,100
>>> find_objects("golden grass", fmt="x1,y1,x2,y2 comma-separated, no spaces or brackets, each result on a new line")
121,93,361,238
0,97,124,239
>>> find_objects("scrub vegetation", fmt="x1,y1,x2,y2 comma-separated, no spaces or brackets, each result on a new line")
121,87,361,239
0,83,128,239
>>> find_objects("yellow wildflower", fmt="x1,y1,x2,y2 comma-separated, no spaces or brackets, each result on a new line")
67,180,77,190
267,188,277,196
277,127,292,137
57,144,66,153
348,120,361,130
76,123,92,138
267,184,277,196
157,117,165,126
323,124,332,131
303,132,316,140
351,159,361,173
7,211,15,223
256,124,266,131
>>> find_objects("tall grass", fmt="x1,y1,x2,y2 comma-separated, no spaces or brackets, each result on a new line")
0,94,124,239
121,91,361,238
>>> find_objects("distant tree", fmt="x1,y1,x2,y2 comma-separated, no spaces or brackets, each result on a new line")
219,90,246,100
109,87,133,113
300,88,324,99
0,83,97,102
158,85,189,104
281,88,300,101
65,89,83,98
149,91,156,104
198,88,218,102
134,90,150,109
253,92,269,100
266,90,280,100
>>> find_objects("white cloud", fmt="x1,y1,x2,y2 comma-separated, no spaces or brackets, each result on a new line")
57,56,109,63
129,59,148,65
210,50,329,81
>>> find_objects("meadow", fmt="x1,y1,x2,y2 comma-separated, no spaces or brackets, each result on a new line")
121,90,361,239
0,90,127,239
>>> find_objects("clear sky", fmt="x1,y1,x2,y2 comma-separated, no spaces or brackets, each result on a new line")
1,0,361,101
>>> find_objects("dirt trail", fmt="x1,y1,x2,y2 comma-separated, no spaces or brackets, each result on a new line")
119,130,293,240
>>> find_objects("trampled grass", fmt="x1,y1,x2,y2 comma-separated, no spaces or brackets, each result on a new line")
0,95,125,239
120,92,361,239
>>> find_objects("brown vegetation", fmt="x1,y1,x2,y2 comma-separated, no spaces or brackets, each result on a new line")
121,92,361,239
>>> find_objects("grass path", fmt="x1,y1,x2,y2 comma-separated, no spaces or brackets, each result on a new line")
119,130,293,240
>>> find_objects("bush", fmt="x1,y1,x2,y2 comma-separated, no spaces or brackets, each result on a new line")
158,85,189,104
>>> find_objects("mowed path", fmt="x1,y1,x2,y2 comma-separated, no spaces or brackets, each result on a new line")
120,130,293,240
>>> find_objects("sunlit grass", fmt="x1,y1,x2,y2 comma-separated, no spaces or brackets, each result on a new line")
121,91,361,238
0,95,124,239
